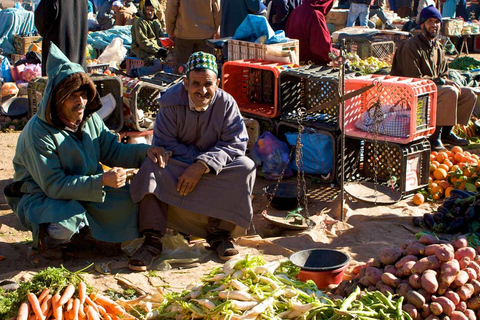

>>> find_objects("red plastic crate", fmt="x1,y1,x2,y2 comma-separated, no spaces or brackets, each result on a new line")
222,59,298,118
342,75,437,144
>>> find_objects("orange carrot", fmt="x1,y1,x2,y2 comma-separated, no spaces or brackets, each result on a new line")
52,293,63,320
86,305,100,320
28,314,36,320
78,282,87,306
84,296,99,313
59,284,75,306
40,294,52,316
66,298,73,311
16,302,30,320
89,293,124,316
37,288,50,304
72,298,80,320
78,305,86,320
27,293,45,320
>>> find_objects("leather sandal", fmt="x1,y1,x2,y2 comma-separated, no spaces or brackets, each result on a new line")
210,237,239,261
128,243,162,271
128,232,163,271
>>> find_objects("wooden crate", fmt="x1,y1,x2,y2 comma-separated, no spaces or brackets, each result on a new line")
13,35,42,55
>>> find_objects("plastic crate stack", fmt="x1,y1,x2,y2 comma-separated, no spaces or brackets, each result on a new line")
339,74,438,198
275,65,363,184
27,74,124,133
222,59,298,141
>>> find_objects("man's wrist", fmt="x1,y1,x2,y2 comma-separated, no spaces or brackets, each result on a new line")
196,160,210,174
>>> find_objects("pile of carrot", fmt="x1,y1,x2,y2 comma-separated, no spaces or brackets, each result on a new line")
16,282,136,320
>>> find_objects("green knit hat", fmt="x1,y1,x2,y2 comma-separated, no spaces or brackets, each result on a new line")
186,51,218,75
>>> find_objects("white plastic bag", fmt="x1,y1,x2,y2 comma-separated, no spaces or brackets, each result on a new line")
97,93,116,120
98,37,127,65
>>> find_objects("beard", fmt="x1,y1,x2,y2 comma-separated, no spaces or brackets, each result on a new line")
422,25,439,40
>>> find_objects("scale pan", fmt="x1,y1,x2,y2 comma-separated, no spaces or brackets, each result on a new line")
344,181,402,205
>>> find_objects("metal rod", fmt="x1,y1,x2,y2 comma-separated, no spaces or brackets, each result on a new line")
340,39,346,222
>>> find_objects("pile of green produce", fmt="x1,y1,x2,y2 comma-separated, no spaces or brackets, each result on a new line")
412,189,480,233
449,56,480,71
0,265,88,319
334,234,480,320
345,52,391,75
152,255,409,319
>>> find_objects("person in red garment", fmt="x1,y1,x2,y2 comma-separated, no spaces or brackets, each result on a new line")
285,0,334,66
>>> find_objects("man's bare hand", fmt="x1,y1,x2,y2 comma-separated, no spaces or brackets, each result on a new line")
177,162,208,196
102,167,127,188
147,146,172,168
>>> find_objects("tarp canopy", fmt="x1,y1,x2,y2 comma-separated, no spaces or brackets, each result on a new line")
0,8,37,55
87,26,132,52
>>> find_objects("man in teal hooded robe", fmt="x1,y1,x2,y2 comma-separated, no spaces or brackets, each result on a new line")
4,43,170,259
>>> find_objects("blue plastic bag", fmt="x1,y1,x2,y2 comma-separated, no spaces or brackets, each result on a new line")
1,56,13,82
285,130,334,176
233,14,289,44
251,131,293,180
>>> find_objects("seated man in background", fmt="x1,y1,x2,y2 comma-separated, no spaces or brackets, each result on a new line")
390,6,476,150
130,0,167,77
112,1,134,26
4,44,169,260
129,52,256,270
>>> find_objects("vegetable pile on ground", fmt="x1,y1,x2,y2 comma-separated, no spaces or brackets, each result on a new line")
150,255,409,319
344,52,391,75
449,57,480,71
334,234,480,320
413,189,480,233
0,116,28,132
1,265,135,320
426,147,480,201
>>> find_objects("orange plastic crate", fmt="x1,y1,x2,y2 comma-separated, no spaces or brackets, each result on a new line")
222,59,298,118
342,75,437,144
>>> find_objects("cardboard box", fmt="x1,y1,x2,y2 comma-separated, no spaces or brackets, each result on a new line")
326,9,349,25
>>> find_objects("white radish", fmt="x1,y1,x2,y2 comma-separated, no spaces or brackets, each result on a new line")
186,283,204,291
291,302,315,312
259,276,280,290
242,297,275,317
232,270,244,279
230,279,250,291
284,288,297,298
223,257,242,275
191,299,216,310
218,290,253,301
185,291,202,299
205,273,227,282
209,284,227,292
255,261,280,274
285,309,305,318
229,300,258,311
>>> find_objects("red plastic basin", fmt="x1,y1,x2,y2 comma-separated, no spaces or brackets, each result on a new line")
290,248,350,289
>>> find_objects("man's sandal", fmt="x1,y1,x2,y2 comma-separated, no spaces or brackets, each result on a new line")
128,244,162,271
210,238,239,261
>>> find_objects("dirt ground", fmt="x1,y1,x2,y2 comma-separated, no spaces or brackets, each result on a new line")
0,129,440,299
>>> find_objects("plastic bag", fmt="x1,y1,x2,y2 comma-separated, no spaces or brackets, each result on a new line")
21,64,41,82
1,57,13,82
285,129,334,176
251,131,293,180
98,37,127,66
2,82,19,97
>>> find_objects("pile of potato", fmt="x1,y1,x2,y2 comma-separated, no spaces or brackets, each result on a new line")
334,235,480,320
